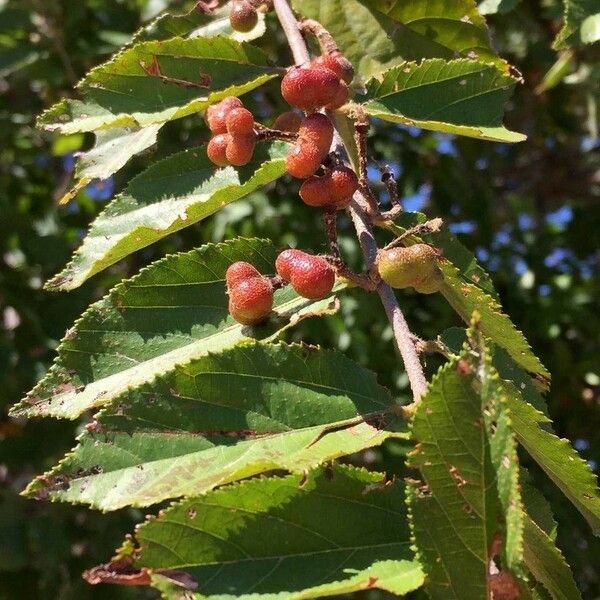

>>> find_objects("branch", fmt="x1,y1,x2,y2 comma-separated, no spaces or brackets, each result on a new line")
273,0,428,404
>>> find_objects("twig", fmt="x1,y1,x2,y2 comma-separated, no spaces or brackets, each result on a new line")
353,106,379,214
381,218,444,252
379,164,402,210
255,124,298,142
298,19,338,54
273,0,428,404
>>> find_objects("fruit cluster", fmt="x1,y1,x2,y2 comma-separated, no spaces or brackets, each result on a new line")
226,250,335,325
206,97,257,166
377,244,443,294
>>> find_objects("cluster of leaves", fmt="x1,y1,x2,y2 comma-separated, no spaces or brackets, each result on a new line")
2,0,599,598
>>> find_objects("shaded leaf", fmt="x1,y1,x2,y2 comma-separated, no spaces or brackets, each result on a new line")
126,466,424,598
523,516,581,600
24,343,406,510
11,238,337,420
38,36,277,134
553,0,600,48
46,142,288,291
478,0,520,15
505,389,600,534
364,59,525,142
291,0,503,80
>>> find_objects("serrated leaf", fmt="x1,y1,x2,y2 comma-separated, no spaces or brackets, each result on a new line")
136,4,267,43
523,516,581,600
382,221,547,377
58,124,162,205
12,239,338,420
46,142,288,291
408,356,500,599
553,0,600,48
291,0,503,80
505,389,600,534
24,344,406,510
364,58,525,142
122,466,424,599
38,36,277,134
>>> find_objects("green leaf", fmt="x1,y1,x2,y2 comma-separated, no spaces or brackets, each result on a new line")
57,125,162,205
136,4,267,43
408,356,500,599
23,343,406,510
46,142,288,291
364,59,525,142
38,36,277,134
290,0,503,80
523,516,581,600
124,466,424,599
553,0,600,48
505,389,600,534
11,239,338,420
381,220,547,377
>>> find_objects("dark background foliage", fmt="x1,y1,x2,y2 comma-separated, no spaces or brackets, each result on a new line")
0,0,598,598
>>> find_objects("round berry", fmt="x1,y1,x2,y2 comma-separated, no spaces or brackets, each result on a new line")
328,165,358,208
275,248,305,282
272,111,302,133
285,142,322,179
298,113,333,156
312,51,355,84
377,244,442,293
229,0,258,32
226,133,256,166
281,67,341,110
205,96,243,133
290,254,335,299
324,81,350,110
226,261,260,288
226,107,255,135
299,175,330,208
207,133,231,166
228,276,273,325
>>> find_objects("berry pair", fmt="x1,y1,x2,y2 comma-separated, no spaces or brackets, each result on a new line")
286,113,333,179
299,165,358,210
377,244,443,294
281,51,353,111
276,249,335,299
226,262,273,325
206,97,256,167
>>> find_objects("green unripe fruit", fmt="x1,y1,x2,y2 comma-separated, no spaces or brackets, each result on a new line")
377,244,442,294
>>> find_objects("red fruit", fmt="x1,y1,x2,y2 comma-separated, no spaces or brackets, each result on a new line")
299,175,330,208
298,113,333,156
275,248,304,281
226,133,256,166
226,107,255,135
285,143,322,179
328,165,358,208
281,67,341,110
324,81,350,110
207,133,231,166
226,261,260,288
229,0,258,32
272,111,302,133
228,276,274,325
312,51,355,84
205,96,243,133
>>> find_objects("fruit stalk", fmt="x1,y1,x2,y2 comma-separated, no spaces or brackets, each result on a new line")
273,0,428,404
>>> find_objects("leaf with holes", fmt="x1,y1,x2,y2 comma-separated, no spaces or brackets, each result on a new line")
38,36,277,134
291,0,504,80
11,239,339,420
102,466,425,599
24,343,405,510
364,59,525,142
46,142,288,291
